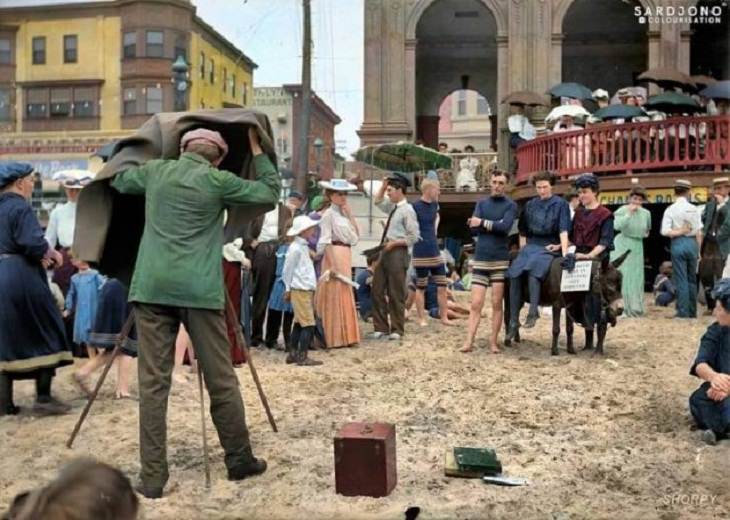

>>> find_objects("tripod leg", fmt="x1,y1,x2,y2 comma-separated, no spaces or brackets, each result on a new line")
67,311,135,448
197,363,211,489
224,292,278,433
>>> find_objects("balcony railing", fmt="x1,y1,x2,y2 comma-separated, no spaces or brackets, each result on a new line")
515,115,730,184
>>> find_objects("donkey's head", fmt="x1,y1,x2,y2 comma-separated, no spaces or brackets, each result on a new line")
601,250,630,321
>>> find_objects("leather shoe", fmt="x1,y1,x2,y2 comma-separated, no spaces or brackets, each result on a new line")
228,458,267,481
135,483,163,499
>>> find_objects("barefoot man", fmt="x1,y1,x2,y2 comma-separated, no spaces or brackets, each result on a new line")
412,177,452,326
461,170,517,353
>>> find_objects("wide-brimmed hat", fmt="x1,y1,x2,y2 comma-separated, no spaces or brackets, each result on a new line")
0,162,34,188
712,176,730,186
53,169,95,189
592,88,609,100
629,185,649,200
287,215,320,236
180,128,229,161
319,179,357,192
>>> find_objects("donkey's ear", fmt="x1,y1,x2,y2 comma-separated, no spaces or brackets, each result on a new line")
611,250,630,269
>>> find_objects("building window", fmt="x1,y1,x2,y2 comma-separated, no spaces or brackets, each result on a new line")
63,35,78,63
457,90,467,116
123,32,136,58
26,88,47,118
145,86,163,113
174,35,186,61
199,52,205,79
242,82,247,105
123,87,137,115
0,88,11,121
0,38,11,65
32,36,45,65
231,74,236,98
209,59,215,84
223,67,227,93
73,87,95,117
476,95,489,115
145,30,164,58
50,88,71,117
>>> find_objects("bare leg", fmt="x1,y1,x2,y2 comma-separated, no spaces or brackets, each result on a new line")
490,283,504,353
461,285,486,352
437,286,454,325
414,288,428,327
86,345,97,359
174,325,193,383
115,354,133,398
404,289,415,321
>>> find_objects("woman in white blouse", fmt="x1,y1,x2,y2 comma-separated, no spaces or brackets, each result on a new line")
314,179,361,348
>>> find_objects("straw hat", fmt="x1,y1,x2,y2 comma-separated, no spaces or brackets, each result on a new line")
318,178,357,191
52,169,95,189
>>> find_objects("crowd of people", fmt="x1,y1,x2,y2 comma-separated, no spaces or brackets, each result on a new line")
1,119,729,512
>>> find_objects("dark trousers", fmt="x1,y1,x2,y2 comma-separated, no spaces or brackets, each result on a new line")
671,237,698,318
372,247,409,336
134,303,255,488
250,242,278,345
265,309,293,348
690,382,730,436
509,274,541,327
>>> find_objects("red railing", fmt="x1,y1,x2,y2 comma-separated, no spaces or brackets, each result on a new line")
515,115,730,183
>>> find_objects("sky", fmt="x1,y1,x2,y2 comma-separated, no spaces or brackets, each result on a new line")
3,0,365,155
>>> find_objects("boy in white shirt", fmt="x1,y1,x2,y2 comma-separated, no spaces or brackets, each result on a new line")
283,215,322,366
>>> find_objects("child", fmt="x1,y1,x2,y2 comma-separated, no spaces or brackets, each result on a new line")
355,257,374,321
654,261,676,307
73,278,137,399
282,215,322,366
265,236,294,350
64,255,105,359
4,458,138,520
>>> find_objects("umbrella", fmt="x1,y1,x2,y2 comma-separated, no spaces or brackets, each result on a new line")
593,105,646,121
545,104,590,123
353,142,452,173
692,75,717,88
547,82,593,100
637,67,695,91
93,141,119,162
700,80,730,101
644,92,702,114
501,90,547,106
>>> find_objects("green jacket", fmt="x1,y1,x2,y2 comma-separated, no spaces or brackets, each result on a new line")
702,199,730,259
111,152,280,310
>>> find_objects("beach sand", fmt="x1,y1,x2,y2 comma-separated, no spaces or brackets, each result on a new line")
1,296,728,519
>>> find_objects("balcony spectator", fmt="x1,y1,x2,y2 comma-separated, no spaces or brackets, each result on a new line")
592,89,610,109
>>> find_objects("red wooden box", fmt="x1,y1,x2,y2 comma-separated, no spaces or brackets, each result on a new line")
334,422,397,497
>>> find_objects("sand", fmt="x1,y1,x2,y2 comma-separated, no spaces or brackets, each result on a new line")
1,296,728,520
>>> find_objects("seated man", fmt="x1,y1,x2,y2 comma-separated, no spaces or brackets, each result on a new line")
653,261,676,307
689,278,730,445
355,260,374,321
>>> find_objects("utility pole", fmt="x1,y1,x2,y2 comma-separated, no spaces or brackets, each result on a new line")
297,0,312,195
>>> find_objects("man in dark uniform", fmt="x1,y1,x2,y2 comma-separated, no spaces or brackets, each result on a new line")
701,177,730,311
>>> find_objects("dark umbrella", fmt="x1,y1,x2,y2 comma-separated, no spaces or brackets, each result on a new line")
692,75,717,88
501,90,547,106
93,141,119,162
638,67,695,91
700,80,730,101
644,92,702,114
547,82,593,100
593,104,646,121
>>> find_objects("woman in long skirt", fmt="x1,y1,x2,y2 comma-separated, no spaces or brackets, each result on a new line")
611,186,651,317
315,179,361,348
0,162,72,416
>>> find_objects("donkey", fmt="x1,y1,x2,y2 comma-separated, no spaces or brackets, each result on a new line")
506,250,630,356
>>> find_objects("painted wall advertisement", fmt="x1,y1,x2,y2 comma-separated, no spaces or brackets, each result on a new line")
600,187,709,205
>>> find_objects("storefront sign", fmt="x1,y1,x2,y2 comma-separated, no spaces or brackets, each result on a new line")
600,187,708,205
25,159,89,180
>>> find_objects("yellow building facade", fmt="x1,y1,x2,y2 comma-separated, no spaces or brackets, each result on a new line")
0,0,256,177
